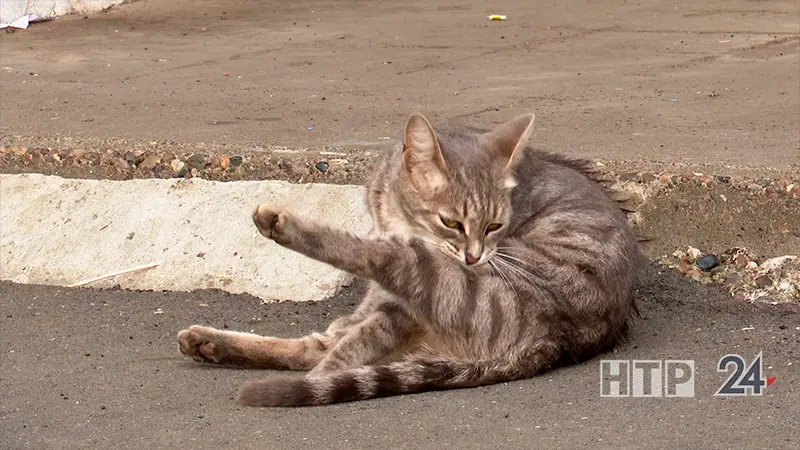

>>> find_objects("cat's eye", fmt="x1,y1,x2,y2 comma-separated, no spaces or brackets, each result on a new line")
485,223,503,234
440,216,463,231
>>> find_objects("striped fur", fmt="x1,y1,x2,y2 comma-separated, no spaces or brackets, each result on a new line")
178,112,645,407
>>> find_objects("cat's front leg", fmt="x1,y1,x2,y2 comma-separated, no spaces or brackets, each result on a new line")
253,204,409,286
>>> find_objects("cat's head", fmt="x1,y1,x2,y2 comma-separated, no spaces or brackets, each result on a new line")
393,112,535,267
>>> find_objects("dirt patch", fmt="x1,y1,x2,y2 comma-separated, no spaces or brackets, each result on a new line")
631,178,799,258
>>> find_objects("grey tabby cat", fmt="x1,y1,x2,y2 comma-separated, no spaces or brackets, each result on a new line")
177,112,645,407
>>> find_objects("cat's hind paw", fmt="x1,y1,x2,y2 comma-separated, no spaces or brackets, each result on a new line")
177,325,223,363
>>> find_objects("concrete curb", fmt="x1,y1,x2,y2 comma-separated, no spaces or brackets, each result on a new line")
0,174,371,301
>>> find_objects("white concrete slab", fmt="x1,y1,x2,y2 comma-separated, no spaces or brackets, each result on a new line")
0,174,371,301
1,0,125,25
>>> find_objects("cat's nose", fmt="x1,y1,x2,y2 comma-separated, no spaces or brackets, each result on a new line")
465,253,479,265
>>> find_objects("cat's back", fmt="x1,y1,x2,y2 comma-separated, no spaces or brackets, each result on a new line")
511,149,629,227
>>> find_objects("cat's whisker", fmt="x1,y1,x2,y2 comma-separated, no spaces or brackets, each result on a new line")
494,249,533,267
493,257,547,298
489,260,516,294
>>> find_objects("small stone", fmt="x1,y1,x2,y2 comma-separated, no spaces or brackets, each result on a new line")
113,158,130,171
328,158,349,167
723,273,741,286
687,246,702,261
162,151,176,163
640,172,656,183
71,149,87,160
139,152,161,171
124,151,136,166
658,173,672,184
754,275,773,289
52,153,61,162
756,178,772,188
734,254,750,269
619,172,639,182
715,175,731,183
696,254,720,271
733,292,747,302
170,159,186,174
218,155,231,171
747,183,764,193
315,161,329,173
685,268,703,280
760,255,797,272
230,155,243,167
186,154,208,170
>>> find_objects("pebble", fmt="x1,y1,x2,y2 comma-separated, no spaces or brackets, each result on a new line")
761,256,797,271
640,172,656,183
696,254,720,271
715,175,731,183
314,161,329,173
186,154,208,170
113,158,129,171
139,152,161,171
734,254,750,269
218,155,230,171
230,155,243,167
747,183,764,193
687,246,702,260
328,158,349,167
754,275,773,289
124,151,136,166
170,159,186,175
619,172,639,182
756,178,772,188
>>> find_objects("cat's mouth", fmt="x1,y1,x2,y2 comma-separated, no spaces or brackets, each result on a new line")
441,242,492,268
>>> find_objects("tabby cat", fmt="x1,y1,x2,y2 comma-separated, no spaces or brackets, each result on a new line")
177,112,645,407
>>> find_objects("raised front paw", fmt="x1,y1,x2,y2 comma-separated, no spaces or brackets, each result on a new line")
253,204,296,245
177,325,224,363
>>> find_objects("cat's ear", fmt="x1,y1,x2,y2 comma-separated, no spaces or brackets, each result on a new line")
402,113,447,190
478,113,536,183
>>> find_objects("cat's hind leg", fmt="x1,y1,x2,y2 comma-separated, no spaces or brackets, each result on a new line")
177,325,338,370
309,301,417,376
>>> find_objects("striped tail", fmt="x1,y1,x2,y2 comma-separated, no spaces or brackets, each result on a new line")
236,358,536,407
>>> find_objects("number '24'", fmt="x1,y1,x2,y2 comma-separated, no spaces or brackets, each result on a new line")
715,351,773,396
